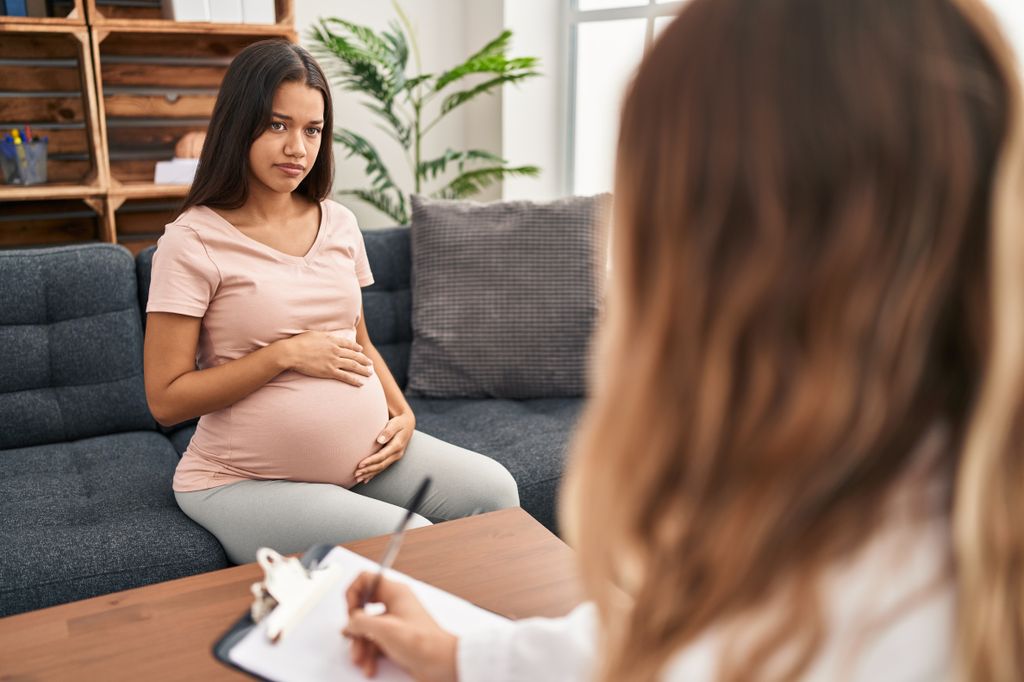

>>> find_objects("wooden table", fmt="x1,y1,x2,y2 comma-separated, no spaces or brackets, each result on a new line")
0,508,583,681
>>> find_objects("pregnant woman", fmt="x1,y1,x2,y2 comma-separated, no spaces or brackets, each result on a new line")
143,40,519,565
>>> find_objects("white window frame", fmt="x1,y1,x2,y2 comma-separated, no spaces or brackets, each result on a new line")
566,0,685,194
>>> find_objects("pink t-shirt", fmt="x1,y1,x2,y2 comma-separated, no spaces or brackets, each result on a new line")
147,199,389,492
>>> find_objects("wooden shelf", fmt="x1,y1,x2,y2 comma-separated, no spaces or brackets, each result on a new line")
92,21,296,37
0,19,85,34
86,0,293,33
0,27,106,193
0,197,104,248
0,0,84,26
0,183,104,200
108,181,188,199
112,194,182,254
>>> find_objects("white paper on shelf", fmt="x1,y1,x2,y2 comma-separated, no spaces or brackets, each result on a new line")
154,158,199,185
209,0,243,23
161,0,209,22
227,546,509,682
242,0,275,24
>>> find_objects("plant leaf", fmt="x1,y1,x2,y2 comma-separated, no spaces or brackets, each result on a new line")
308,24,393,103
435,30,515,90
440,72,537,115
417,148,505,182
339,188,408,224
431,165,540,200
334,129,402,192
365,103,411,148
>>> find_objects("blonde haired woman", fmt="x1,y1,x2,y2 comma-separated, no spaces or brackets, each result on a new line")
340,0,1024,679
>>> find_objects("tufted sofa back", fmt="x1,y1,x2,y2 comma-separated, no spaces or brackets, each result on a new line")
0,244,155,450
357,227,413,389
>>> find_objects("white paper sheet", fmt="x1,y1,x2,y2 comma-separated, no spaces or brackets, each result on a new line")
227,547,509,681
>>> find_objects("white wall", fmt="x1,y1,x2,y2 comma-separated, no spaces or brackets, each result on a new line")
296,0,504,227
464,0,505,204
502,0,568,201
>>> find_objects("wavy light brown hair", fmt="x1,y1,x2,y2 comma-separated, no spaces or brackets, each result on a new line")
563,0,1024,680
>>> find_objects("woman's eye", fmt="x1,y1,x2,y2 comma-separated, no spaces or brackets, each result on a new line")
270,121,285,131
306,127,322,136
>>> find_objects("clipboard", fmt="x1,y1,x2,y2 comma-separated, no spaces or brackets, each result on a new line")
210,543,510,682
212,542,336,681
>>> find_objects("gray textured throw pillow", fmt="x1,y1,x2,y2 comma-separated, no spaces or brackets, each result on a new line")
408,193,609,399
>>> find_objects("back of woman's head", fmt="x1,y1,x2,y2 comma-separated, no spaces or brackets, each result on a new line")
565,0,1024,679
183,40,334,210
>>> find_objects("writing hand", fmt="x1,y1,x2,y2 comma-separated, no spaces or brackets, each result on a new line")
342,572,457,682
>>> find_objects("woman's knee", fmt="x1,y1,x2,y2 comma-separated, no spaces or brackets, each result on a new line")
401,432,520,515
467,457,521,512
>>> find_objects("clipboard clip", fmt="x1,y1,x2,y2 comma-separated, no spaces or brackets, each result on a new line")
249,547,345,643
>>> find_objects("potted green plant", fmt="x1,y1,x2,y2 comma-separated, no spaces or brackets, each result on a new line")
308,3,542,224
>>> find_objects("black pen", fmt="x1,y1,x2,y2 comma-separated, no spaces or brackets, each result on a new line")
360,476,432,607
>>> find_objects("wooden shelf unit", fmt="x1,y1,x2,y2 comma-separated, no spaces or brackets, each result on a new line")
0,23,105,200
0,0,296,251
0,197,105,247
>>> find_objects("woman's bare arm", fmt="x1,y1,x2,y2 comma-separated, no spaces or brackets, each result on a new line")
143,312,373,427
143,312,291,426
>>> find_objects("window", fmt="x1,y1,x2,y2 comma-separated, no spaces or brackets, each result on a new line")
984,0,1024,66
568,0,685,195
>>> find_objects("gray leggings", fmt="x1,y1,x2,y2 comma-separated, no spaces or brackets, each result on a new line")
174,430,519,564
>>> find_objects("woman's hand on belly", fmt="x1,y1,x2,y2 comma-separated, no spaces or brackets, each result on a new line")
278,330,374,386
354,411,416,484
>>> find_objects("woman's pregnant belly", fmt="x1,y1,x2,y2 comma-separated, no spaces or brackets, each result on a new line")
187,370,389,488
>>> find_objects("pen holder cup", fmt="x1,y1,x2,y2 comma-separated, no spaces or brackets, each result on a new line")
0,139,48,185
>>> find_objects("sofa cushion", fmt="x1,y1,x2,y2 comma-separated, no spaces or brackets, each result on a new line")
407,194,609,399
362,227,413,389
0,244,155,450
407,397,584,533
0,431,228,616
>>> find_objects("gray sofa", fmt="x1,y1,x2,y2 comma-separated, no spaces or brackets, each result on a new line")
0,226,581,618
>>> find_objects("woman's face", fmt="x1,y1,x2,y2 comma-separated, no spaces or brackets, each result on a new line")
248,80,325,195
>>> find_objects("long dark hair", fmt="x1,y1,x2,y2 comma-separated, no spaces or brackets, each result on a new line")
182,40,334,211
565,0,1024,680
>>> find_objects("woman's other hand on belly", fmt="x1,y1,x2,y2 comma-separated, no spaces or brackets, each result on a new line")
354,412,416,484
276,330,373,386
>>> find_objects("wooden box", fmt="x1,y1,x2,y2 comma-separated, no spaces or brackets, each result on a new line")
0,0,84,26
0,25,104,198
85,0,293,30
0,197,104,248
110,196,180,255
